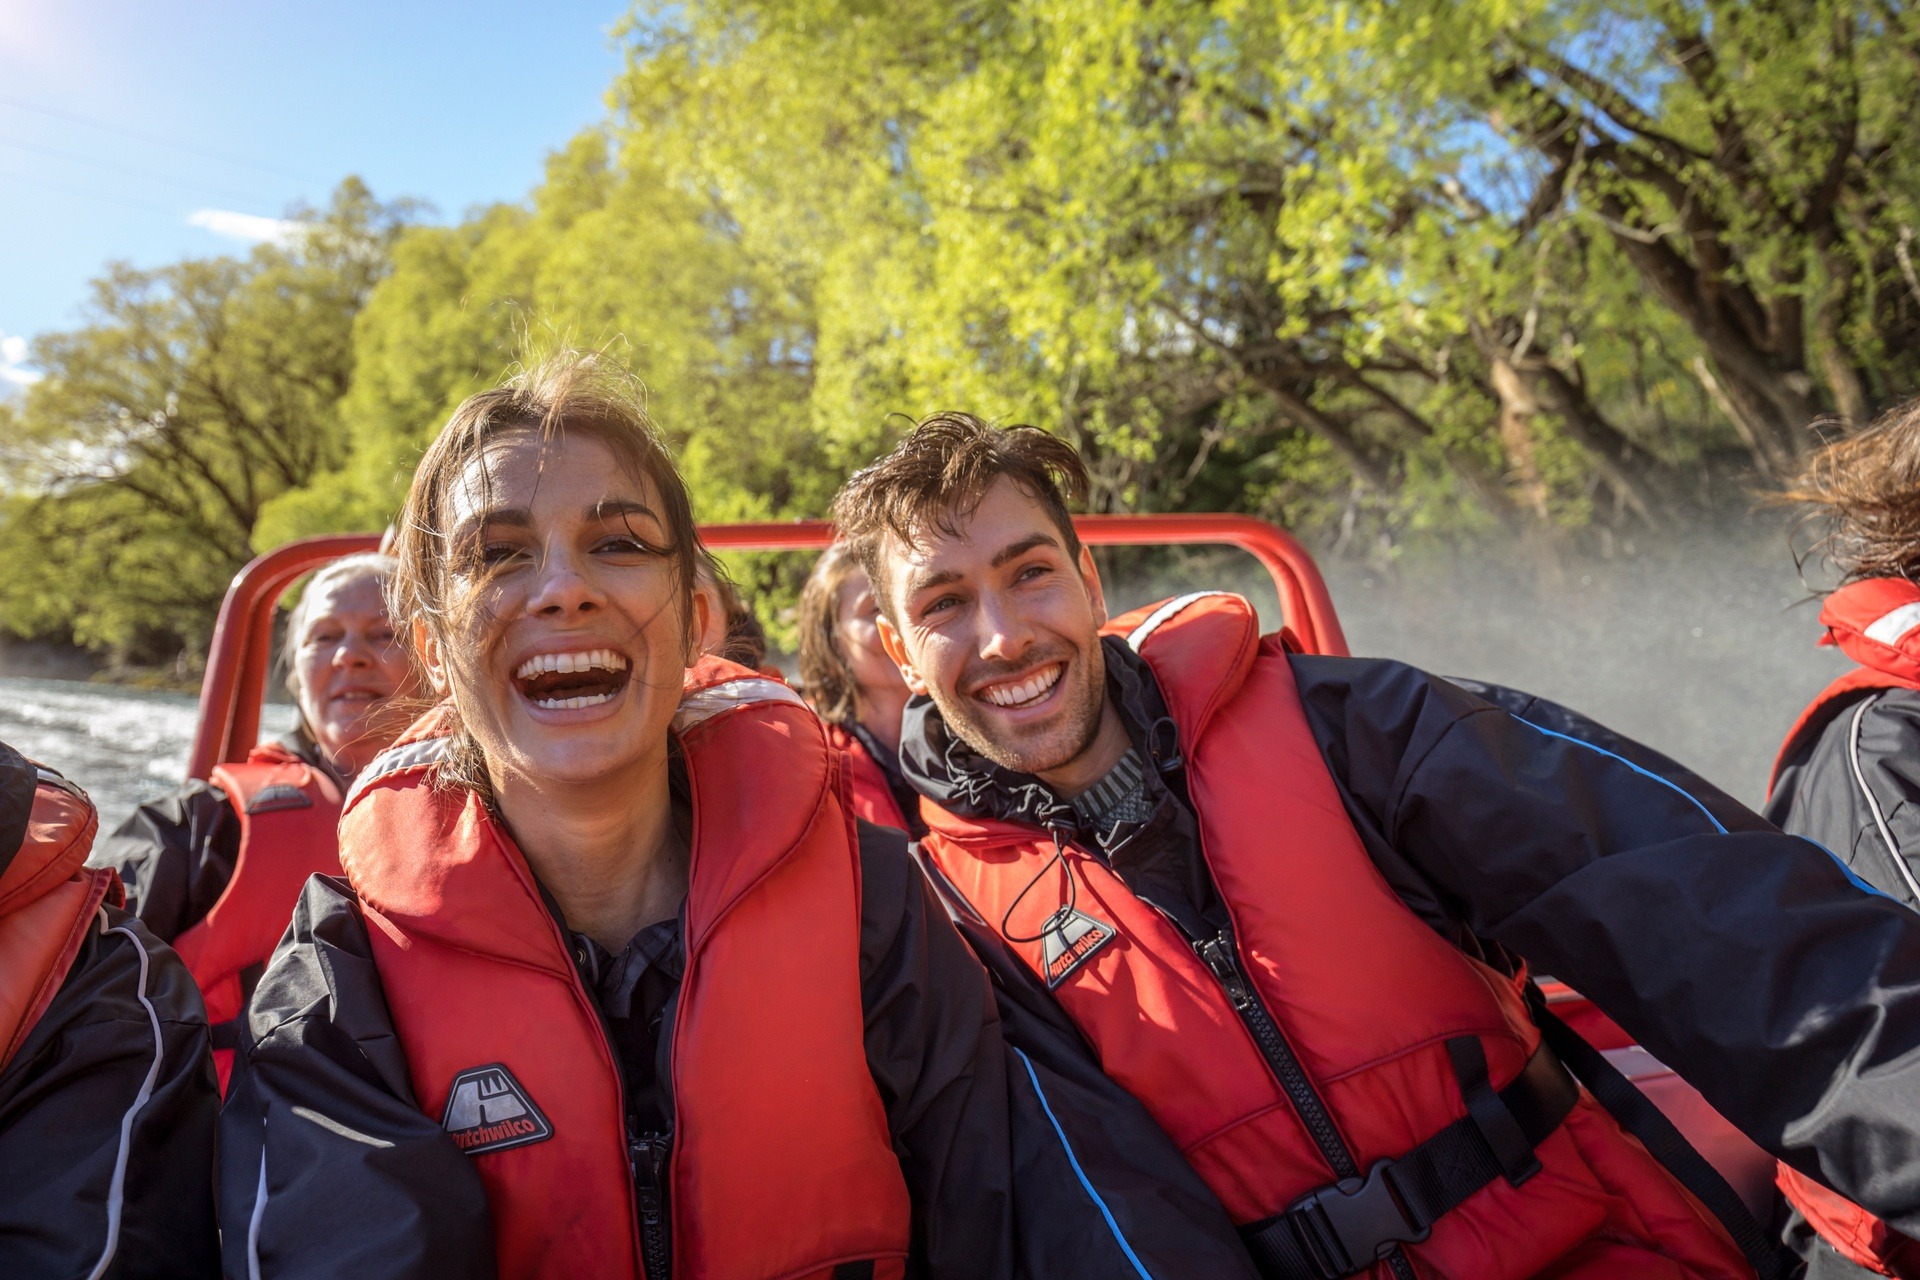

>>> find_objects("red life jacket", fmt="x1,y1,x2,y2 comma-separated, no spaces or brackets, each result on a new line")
917,592,1753,1279
826,722,910,831
1,763,120,1072
170,742,343,1094
1770,577,1920,792
1768,578,1920,1276
338,659,911,1280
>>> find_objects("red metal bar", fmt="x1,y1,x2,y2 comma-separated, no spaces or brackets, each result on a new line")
189,516,1345,779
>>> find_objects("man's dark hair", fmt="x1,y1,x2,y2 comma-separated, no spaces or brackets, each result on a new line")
832,412,1089,618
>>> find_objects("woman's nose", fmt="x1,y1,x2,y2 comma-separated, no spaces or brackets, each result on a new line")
526,548,602,615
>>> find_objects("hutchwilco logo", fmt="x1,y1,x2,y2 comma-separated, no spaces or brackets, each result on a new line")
1041,907,1116,988
441,1064,553,1155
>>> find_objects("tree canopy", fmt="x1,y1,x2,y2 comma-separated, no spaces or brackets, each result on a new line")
8,0,1919,664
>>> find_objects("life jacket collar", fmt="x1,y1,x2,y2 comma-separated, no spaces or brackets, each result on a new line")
1818,577,1920,681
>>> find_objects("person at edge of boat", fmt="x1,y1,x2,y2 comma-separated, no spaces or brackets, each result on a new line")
93,551,416,1092
1759,400,1920,1280
798,539,925,837
217,352,1258,1280
834,410,1920,1280
0,738,219,1279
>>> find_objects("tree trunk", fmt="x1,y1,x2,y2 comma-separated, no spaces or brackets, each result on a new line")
1487,358,1552,521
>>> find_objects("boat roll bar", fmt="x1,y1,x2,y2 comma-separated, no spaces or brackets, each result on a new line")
187,513,1347,780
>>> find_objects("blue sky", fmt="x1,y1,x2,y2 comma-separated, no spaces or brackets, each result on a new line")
0,0,631,389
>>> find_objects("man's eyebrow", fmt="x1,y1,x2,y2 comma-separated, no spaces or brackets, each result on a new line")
990,532,1061,567
906,568,963,596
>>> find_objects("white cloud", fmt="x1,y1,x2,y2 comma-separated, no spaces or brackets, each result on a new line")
188,208,301,246
0,333,40,387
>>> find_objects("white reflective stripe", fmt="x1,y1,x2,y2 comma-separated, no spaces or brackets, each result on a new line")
343,737,451,810
1124,591,1235,651
246,1148,269,1280
673,677,808,731
87,911,165,1280
1848,697,1920,903
1865,601,1920,647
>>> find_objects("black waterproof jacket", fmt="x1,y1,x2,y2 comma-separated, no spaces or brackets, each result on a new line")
0,741,220,1279
219,813,1255,1280
901,636,1920,1244
1767,684,1920,911
93,731,337,943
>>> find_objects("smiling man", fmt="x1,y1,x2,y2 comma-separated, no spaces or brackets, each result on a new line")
837,412,1920,1280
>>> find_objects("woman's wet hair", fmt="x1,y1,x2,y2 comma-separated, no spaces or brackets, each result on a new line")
796,541,865,726
1785,398,1920,584
389,350,702,795
280,552,399,712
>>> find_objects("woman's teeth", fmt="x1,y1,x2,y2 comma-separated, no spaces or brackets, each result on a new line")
513,648,628,680
533,691,618,710
981,664,1062,708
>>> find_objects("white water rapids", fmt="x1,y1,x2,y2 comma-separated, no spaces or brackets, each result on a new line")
0,678,296,833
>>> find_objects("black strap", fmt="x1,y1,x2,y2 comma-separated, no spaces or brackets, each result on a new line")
208,1016,247,1052
830,1264,875,1280
1240,1038,1578,1279
1527,989,1792,1280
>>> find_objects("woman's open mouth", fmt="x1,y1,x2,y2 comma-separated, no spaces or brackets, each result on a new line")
974,661,1065,712
512,647,633,710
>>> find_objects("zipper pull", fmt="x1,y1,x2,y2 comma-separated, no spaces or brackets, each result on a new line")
1197,932,1254,1005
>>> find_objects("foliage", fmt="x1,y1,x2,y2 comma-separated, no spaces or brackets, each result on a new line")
12,2,1920,660
0,180,414,661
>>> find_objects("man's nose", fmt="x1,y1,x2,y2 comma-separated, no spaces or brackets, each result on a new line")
975,592,1033,662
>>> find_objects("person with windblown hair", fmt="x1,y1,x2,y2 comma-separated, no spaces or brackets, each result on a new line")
1766,399,1920,1279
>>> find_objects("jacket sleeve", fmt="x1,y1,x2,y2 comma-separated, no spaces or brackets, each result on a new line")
219,875,494,1280
1767,687,1920,909
91,781,241,942
1295,654,1920,1235
0,906,219,1279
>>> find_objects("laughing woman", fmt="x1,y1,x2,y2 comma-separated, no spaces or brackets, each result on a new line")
217,354,1247,1280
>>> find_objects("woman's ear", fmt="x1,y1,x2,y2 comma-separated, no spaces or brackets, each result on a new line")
417,619,449,694
685,587,715,668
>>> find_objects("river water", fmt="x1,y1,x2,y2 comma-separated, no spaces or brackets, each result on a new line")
0,677,295,833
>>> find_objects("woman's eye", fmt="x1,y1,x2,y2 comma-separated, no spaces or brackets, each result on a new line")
596,536,652,556
479,542,521,567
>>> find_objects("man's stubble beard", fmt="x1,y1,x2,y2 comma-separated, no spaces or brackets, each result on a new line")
932,636,1108,778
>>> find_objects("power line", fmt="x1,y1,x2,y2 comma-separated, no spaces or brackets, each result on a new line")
0,92,323,185
0,135,286,208
0,167,181,218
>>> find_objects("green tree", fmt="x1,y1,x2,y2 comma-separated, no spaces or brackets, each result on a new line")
0,179,413,661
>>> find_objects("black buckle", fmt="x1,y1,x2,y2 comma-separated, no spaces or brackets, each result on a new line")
1289,1159,1430,1278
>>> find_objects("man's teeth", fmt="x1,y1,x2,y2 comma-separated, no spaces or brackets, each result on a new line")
531,691,619,710
513,648,629,680
981,665,1062,707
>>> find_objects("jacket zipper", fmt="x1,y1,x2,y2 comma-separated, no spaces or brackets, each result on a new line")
1194,930,1359,1182
630,1129,672,1280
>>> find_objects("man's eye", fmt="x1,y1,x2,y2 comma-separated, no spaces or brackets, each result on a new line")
921,595,958,619
1016,564,1049,583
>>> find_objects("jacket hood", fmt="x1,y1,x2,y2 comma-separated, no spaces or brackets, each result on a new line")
1820,577,1920,682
